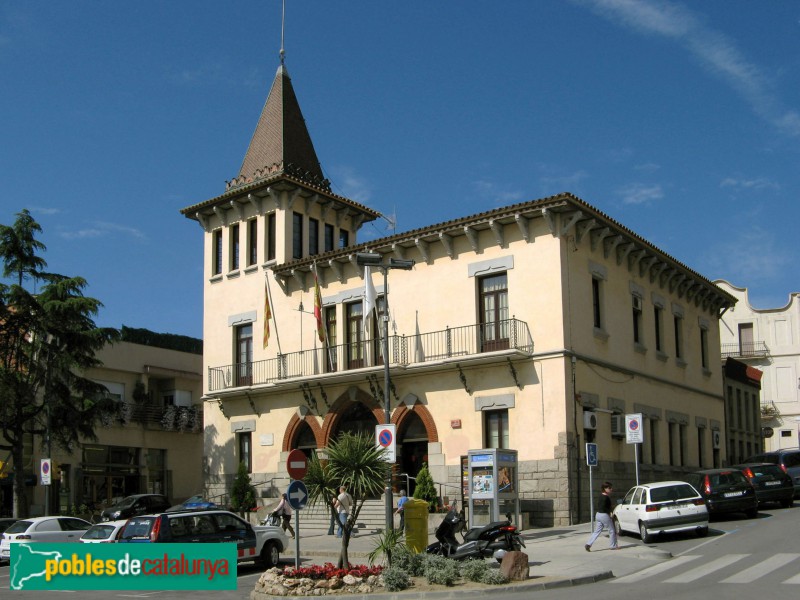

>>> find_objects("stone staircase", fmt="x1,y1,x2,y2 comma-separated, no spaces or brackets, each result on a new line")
289,498,391,535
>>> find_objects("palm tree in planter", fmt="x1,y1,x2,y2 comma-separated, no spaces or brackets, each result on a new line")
305,432,388,568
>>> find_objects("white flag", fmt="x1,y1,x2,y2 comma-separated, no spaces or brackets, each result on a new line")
363,266,377,338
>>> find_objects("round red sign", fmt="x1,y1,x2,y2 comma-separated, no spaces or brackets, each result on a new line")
286,449,308,480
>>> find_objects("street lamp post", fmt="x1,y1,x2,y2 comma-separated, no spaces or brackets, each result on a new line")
356,252,414,533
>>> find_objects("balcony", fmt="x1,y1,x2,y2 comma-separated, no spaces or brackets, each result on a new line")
721,341,770,359
208,318,533,392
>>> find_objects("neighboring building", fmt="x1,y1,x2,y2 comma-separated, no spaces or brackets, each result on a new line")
181,62,735,527
722,358,763,464
1,330,204,517
715,281,800,452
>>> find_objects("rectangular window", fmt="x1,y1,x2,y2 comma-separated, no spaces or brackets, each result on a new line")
235,323,253,386
648,419,658,465
324,306,337,372
479,273,509,351
346,302,364,369
736,389,742,429
238,432,252,473
674,315,683,359
679,424,686,466
632,295,643,344
668,422,676,466
592,278,602,328
292,212,303,260
654,305,662,352
212,230,223,276
230,223,240,271
373,296,386,365
700,327,709,369
247,219,258,267
697,427,705,468
738,323,754,355
324,224,334,252
339,229,349,249
308,218,319,256
484,409,509,449
267,213,276,261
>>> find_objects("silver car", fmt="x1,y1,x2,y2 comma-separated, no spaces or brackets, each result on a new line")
0,516,91,561
612,480,709,543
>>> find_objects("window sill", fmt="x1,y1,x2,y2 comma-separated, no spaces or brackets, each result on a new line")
244,265,259,275
261,259,277,269
655,351,668,362
593,327,609,341
675,358,687,369
209,274,223,284
634,342,647,355
226,270,241,280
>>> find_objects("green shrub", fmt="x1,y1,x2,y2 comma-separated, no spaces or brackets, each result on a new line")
382,566,411,592
459,558,489,582
480,569,509,585
392,546,425,576
423,555,459,586
413,463,439,511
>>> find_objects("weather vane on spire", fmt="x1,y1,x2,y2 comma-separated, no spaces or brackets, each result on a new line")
280,0,286,65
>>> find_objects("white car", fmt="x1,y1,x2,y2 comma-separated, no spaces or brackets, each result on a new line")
612,480,709,543
80,520,128,543
0,516,91,561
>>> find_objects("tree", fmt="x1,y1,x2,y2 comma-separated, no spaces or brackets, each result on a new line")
305,432,389,568
0,210,118,518
229,461,257,514
413,462,439,511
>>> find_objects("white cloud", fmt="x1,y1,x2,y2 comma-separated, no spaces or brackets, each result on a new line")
537,167,590,193
29,207,61,216
60,221,145,241
634,162,661,173
328,165,372,205
616,182,663,205
705,227,790,283
720,177,780,191
579,0,800,137
473,180,524,205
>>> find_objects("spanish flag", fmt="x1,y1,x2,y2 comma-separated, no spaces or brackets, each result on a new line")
263,281,271,348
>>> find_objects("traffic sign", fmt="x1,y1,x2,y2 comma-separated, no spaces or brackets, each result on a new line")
375,424,396,462
40,458,51,486
626,413,644,444
586,443,598,467
286,449,308,480
286,480,308,510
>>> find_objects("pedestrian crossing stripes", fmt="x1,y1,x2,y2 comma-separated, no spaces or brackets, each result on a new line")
612,553,800,585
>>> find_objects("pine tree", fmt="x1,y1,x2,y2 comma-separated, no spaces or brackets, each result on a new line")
413,462,439,511
229,461,257,513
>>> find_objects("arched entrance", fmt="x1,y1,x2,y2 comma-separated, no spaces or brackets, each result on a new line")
331,402,379,440
398,411,428,497
295,420,318,459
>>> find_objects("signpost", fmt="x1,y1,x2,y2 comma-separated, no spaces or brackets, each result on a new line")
586,443,598,529
626,413,643,485
40,458,51,486
285,452,309,569
375,424,396,463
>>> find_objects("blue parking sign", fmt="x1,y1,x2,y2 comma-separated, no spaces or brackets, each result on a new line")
586,443,598,467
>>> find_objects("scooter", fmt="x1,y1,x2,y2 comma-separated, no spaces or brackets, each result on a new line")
425,504,525,561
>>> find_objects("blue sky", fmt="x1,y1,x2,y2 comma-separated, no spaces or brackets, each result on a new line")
2,1,798,340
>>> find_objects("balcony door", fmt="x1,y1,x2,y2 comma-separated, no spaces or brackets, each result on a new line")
479,273,509,352
346,302,364,369
235,323,253,386
738,323,754,355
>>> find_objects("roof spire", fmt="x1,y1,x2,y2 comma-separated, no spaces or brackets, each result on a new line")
280,0,286,65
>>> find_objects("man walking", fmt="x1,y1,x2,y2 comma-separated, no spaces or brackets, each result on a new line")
394,489,409,531
585,481,618,551
335,485,353,538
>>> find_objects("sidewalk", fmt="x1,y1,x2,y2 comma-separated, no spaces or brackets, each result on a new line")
280,522,672,590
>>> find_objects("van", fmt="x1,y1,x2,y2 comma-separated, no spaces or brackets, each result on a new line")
744,449,800,498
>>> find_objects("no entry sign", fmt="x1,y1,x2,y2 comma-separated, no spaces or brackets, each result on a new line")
375,424,396,463
286,449,308,480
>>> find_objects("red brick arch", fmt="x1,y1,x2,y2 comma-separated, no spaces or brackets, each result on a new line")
392,402,439,443
320,387,383,445
282,412,324,452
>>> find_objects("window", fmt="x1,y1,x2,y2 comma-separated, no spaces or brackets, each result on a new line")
697,427,706,468
324,306,337,372
592,278,602,328
653,305,663,352
324,224,334,252
648,419,658,464
484,409,509,449
339,229,349,249
736,389,742,429
700,327,709,369
632,295,643,344
679,424,686,466
247,219,258,267
212,229,223,276
346,302,364,369
668,422,676,466
230,223,240,271
292,212,303,260
235,324,253,386
373,296,386,365
479,273,509,351
673,315,683,359
738,323,754,355
238,432,252,473
308,218,319,255
267,213,276,261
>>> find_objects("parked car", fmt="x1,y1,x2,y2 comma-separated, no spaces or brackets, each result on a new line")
0,518,18,535
0,516,91,561
80,520,128,543
166,495,219,512
733,462,794,508
117,509,288,568
684,469,758,518
100,494,171,522
612,480,708,543
744,449,800,498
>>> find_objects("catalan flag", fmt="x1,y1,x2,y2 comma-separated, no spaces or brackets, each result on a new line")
263,281,271,348
314,269,324,342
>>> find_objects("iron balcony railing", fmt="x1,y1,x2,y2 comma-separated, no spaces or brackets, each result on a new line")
721,341,770,359
208,318,533,392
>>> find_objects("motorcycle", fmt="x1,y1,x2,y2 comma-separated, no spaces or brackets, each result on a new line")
425,504,525,561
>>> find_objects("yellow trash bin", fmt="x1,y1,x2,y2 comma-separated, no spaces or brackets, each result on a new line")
403,498,429,553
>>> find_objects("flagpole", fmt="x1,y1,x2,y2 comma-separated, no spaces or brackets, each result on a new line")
265,272,282,356
313,263,336,371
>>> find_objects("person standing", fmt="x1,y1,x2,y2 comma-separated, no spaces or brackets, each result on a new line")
335,485,353,538
274,493,295,538
585,481,618,551
394,489,409,531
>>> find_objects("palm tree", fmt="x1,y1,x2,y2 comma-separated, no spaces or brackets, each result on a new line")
305,431,388,568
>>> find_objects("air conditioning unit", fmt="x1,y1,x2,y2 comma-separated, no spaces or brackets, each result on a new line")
632,295,643,311
610,414,625,438
583,411,598,430
712,430,721,449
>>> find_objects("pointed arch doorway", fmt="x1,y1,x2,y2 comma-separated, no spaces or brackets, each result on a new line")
398,411,428,497
330,402,379,441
